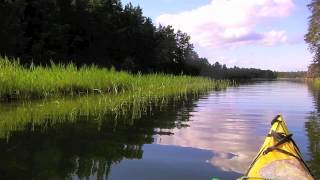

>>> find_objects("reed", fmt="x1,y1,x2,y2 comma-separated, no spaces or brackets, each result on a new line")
0,56,230,138
0,56,229,101
312,78,320,89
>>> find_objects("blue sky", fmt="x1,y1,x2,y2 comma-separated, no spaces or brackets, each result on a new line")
122,0,312,71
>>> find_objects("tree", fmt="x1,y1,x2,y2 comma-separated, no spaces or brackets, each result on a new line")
305,0,320,64
0,0,277,79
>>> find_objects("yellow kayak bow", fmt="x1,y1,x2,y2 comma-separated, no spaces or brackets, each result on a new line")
239,115,314,180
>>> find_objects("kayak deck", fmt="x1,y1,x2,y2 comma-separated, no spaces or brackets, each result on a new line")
239,115,314,180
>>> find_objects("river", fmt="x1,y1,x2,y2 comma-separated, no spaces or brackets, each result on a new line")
0,80,319,180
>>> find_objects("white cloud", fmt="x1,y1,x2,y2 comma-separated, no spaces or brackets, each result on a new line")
156,0,294,48
213,56,253,68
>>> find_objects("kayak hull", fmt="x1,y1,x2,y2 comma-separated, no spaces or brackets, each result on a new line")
241,115,314,180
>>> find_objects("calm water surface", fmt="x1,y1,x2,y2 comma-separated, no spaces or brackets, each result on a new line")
0,80,319,180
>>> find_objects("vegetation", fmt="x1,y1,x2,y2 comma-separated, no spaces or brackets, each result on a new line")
0,55,228,139
305,0,320,77
0,0,276,79
297,1,320,173
0,56,229,101
276,71,306,78
306,63,320,78
0,95,197,180
311,78,320,89
0,93,189,138
196,61,276,79
0,0,219,75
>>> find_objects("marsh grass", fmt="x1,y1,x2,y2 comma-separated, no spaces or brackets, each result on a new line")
0,88,223,139
0,56,230,138
0,56,229,101
312,78,320,89
0,93,176,137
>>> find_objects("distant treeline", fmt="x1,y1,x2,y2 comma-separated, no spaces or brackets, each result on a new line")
198,62,276,79
276,71,306,78
0,0,276,79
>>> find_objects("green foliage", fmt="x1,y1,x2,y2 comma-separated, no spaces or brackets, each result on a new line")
306,0,320,76
0,56,229,101
0,91,199,138
276,71,306,78
0,0,276,78
0,56,230,179
201,61,277,79
307,63,320,78
305,0,320,54
0,57,230,138
0,0,200,74
312,78,320,89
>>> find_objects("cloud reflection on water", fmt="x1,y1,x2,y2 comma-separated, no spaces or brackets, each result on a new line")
155,81,314,174
155,109,264,173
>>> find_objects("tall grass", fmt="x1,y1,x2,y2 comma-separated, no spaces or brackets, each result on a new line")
312,78,320,89
0,56,230,138
0,56,229,101
0,93,191,138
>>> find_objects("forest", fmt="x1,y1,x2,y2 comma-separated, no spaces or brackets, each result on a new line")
0,0,276,79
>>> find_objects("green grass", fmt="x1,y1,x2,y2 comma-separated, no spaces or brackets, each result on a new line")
0,56,229,101
312,78,320,89
0,56,230,138
0,93,189,138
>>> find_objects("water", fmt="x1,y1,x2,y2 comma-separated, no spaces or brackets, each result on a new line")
0,80,319,180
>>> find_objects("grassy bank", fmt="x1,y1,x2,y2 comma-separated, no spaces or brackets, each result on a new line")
306,78,320,89
0,57,229,101
0,56,230,138
312,78,320,88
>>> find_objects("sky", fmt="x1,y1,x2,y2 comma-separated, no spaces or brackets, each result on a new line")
122,0,312,71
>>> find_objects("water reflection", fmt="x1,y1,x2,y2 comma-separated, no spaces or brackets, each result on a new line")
157,81,316,175
0,81,319,180
305,112,320,178
108,145,240,180
306,84,320,178
0,97,195,180
156,95,265,174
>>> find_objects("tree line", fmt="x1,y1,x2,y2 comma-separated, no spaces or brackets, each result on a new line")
0,0,276,79
276,71,306,79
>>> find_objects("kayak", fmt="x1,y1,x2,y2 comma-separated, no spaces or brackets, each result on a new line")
238,115,314,180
